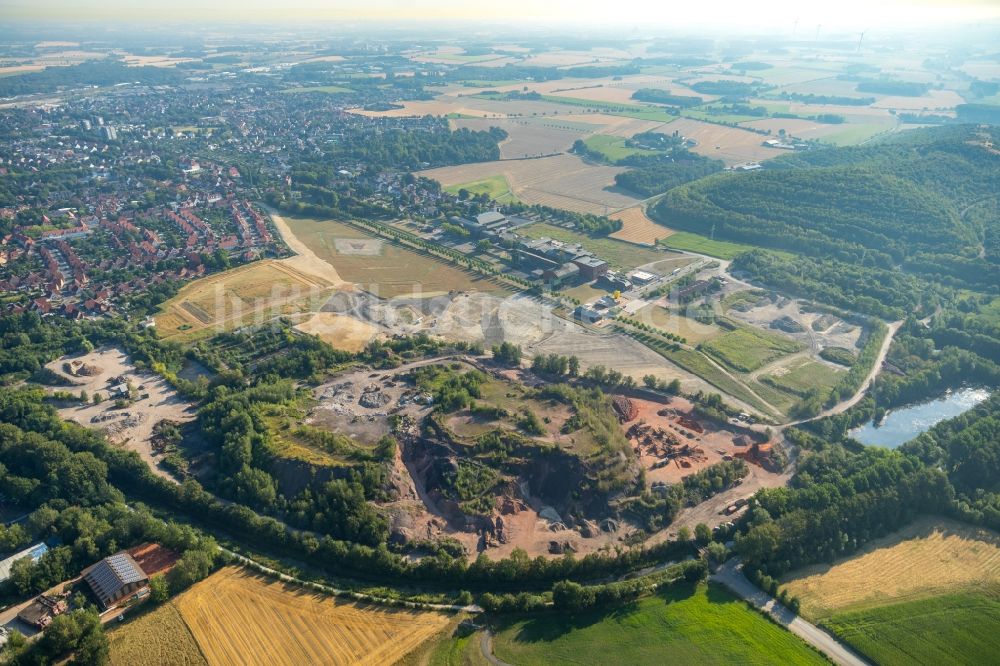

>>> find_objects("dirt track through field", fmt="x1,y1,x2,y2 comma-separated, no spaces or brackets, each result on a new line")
266,208,347,286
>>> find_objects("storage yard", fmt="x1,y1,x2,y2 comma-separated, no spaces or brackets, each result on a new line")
45,348,195,482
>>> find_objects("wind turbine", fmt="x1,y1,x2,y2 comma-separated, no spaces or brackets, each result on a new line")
857,30,867,52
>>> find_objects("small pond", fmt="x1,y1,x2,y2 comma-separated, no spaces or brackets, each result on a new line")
850,387,991,448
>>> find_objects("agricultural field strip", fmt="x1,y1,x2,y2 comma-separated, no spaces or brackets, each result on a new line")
175,566,453,666
821,592,1000,666
780,517,1000,620
711,561,869,666
617,323,782,418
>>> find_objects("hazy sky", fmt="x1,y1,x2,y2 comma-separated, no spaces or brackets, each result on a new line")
4,0,1000,29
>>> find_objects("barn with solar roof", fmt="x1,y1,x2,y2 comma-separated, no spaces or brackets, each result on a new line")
81,552,150,610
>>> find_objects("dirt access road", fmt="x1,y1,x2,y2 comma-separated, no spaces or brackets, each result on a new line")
787,319,902,428
711,559,870,666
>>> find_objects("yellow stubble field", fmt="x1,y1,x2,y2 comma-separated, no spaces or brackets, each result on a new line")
154,260,336,341
174,567,451,666
780,517,1000,620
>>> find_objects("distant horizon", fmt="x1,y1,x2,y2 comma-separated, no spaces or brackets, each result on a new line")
4,0,1000,31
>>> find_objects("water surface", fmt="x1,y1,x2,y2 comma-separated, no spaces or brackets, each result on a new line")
850,387,991,448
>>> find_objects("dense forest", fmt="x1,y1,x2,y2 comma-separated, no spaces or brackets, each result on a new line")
737,392,1000,577
902,394,1000,529
735,439,949,574
331,125,507,170
631,89,703,107
615,157,724,197
653,125,1000,292
572,134,724,197
0,59,186,96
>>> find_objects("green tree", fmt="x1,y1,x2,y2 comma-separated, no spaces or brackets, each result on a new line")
149,576,169,604
167,547,216,594
695,522,712,546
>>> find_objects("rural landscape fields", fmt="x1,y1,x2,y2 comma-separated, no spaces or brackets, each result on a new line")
109,567,452,666
0,17,998,666
778,518,1000,665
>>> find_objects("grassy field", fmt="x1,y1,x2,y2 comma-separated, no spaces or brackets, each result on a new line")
660,232,783,260
492,582,825,665
281,85,353,94
823,591,1000,666
109,602,207,666
284,216,504,298
759,359,843,398
624,330,779,418
820,123,892,146
780,517,1000,621
154,260,333,341
519,223,664,270
443,175,518,204
582,134,658,161
395,615,488,666
700,327,804,373
174,566,451,666
564,282,608,303
635,303,722,343
531,94,679,122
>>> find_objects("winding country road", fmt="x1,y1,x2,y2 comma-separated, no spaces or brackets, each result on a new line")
711,560,870,666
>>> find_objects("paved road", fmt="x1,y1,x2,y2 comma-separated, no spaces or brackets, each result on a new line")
711,560,870,666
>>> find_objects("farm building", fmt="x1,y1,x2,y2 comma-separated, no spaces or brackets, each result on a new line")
82,552,149,610
0,543,48,583
452,212,510,237
476,211,506,226
17,595,67,629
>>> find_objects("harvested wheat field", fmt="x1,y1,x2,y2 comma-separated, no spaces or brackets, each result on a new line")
739,117,853,142
283,216,504,298
669,117,780,166
781,517,1000,620
109,602,207,666
451,116,591,158
419,153,641,215
174,567,450,666
349,99,475,117
295,311,380,352
155,260,336,340
610,206,672,245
